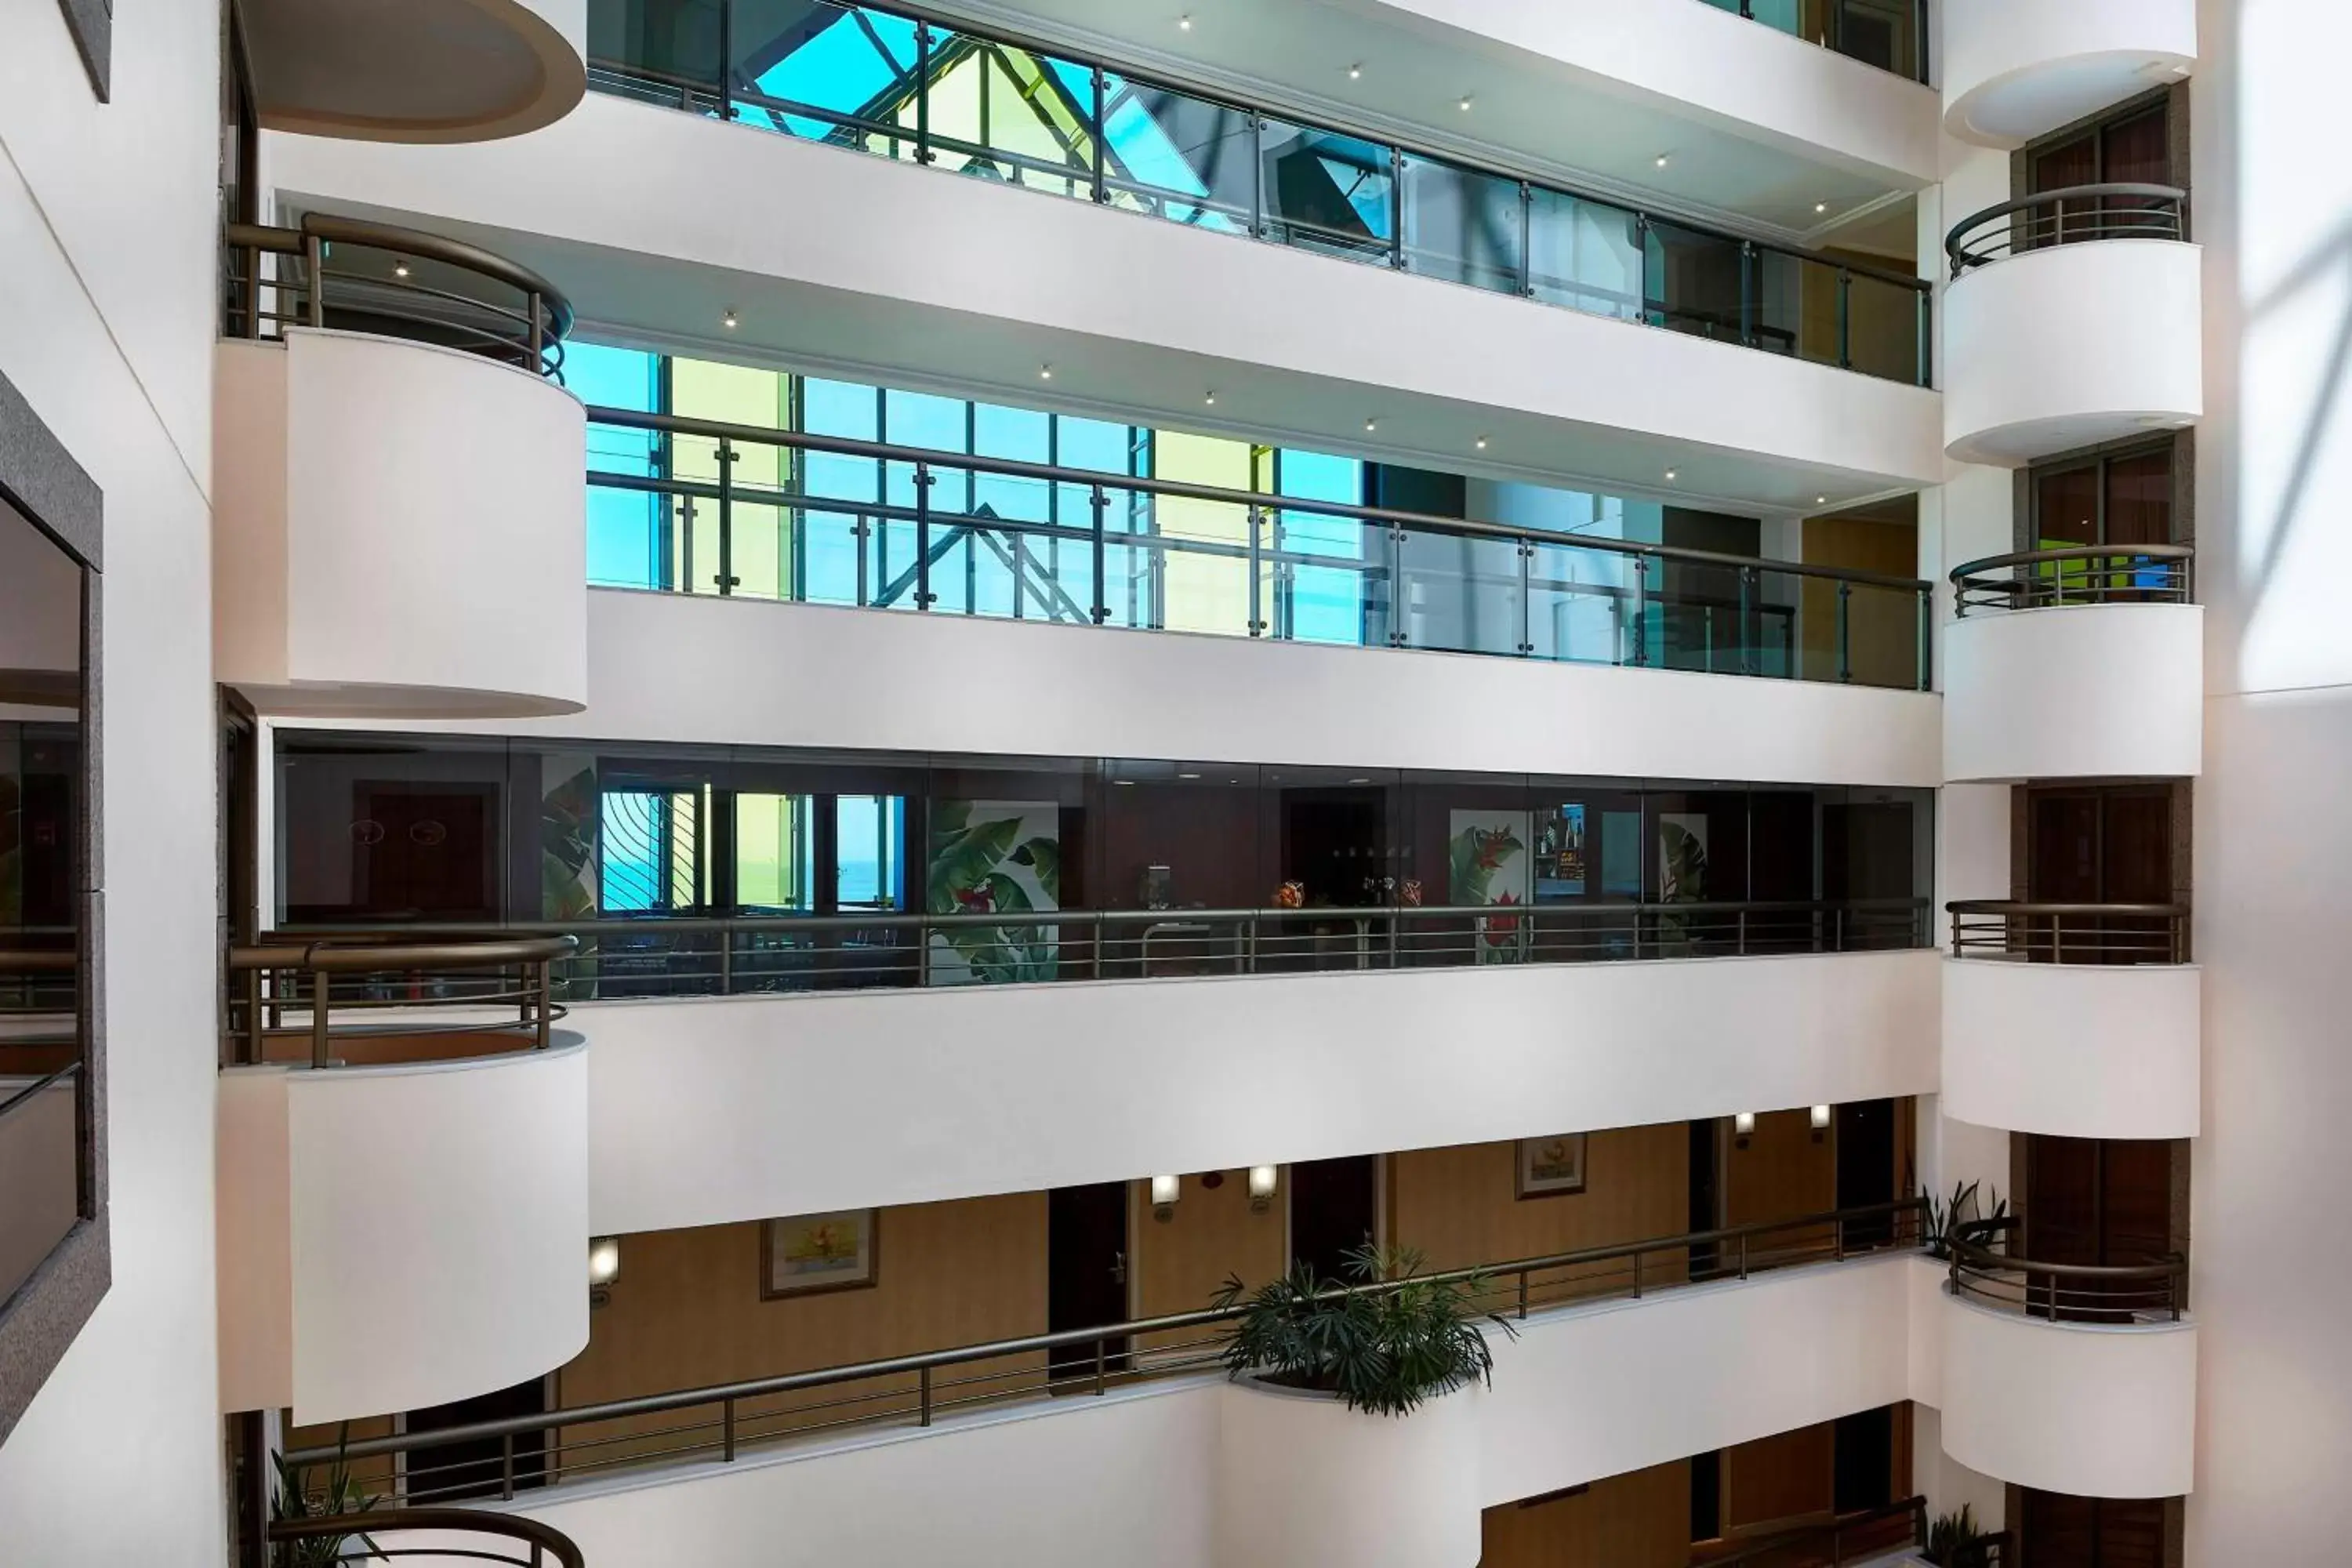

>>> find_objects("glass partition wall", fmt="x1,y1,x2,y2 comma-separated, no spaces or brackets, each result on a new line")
0,503,89,1312
583,0,1929,385
275,731,1934,1000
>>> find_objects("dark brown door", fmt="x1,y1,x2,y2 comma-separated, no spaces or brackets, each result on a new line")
2025,1136,2177,1321
353,785,498,921
1047,1182,1129,1377
402,1377,546,1501
1289,1154,1379,1283
2020,1490,2166,1568
2027,786,2175,963
1836,1100,1897,1247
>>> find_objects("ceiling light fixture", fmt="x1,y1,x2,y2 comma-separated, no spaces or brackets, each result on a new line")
1152,1174,1182,1220
1655,153,1671,169
1039,364,1053,380
1475,436,1488,450
1664,468,1678,482
1816,495,1828,506
1249,1165,1280,1212
1815,201,1829,214
1204,391,1216,405
393,260,411,279
1348,63,1363,80
722,308,739,329
1178,13,1192,29
1364,418,1377,432
1178,771,1201,779
1457,95,1473,111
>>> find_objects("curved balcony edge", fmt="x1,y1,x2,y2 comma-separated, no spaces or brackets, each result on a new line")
247,0,588,146
1940,952,2199,1141
1942,0,2197,148
1943,601,2203,782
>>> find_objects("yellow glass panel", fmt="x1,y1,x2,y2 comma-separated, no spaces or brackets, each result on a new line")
735,793,806,909
1154,431,1255,636
670,358,793,599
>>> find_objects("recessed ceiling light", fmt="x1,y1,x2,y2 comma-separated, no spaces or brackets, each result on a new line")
1457,95,1473,111
1178,771,1201,779
1348,777,1372,785
1348,63,1363,80
1655,154,1671,169
1114,779,1135,786
1178,13,1192,29
1204,391,1216,405
1664,468,1678,481
1815,495,1828,506
1475,436,1488,450
1364,418,1377,432
722,308,739,328
393,260,411,279
1814,201,1829,214
1039,364,1053,380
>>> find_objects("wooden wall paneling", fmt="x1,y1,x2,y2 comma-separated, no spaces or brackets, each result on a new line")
1129,1169,1287,1357
1479,1459,1693,1568
1724,1419,1837,1535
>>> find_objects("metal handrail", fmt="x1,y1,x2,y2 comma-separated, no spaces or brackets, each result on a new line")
1946,900,2187,965
586,1,1932,387
0,1060,77,1125
268,897,1929,1005
1946,183,2189,276
1705,1494,1927,1566
223,215,572,378
267,1508,584,1568
285,1196,1925,1498
1948,1233,2186,1323
1951,543,2194,615
224,934,579,1069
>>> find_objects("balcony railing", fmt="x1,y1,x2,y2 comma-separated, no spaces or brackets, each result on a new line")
585,2,1930,385
1697,0,1930,81
267,1508,584,1568
1946,184,2189,278
223,934,579,1069
589,407,1936,688
222,214,575,379
1707,1494,1929,1567
274,897,1929,1007
1951,544,2194,615
1949,1218,2186,1325
1947,901,2187,966
283,1197,1924,1507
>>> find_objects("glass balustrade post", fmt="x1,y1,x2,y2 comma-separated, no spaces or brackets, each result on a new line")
1836,269,1851,370
1388,147,1406,269
913,463,935,609
1739,565,1759,676
303,233,325,328
1385,526,1408,646
1090,64,1109,204
1837,579,1853,683
1917,586,1933,690
1516,540,1534,655
1247,114,1265,238
1740,240,1757,348
717,0,733,121
1517,182,1535,296
1089,484,1109,623
1247,505,1265,635
715,439,738,595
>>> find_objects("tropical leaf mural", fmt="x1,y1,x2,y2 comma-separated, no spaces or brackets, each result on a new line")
927,800,1060,985
1449,811,1530,966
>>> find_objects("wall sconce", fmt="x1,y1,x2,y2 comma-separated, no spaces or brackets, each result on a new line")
1809,1105,1832,1142
1151,1174,1181,1222
1248,1165,1279,1214
1733,1112,1755,1150
588,1236,621,1307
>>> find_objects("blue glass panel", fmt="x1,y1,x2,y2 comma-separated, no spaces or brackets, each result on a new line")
1261,118,1392,261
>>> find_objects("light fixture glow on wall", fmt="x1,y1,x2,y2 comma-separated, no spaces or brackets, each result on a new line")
1810,1104,1832,1142
588,1236,622,1305
1733,1112,1755,1150
1151,1174,1181,1221
1248,1165,1279,1213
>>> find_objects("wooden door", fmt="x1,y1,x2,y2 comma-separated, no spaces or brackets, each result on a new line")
1047,1181,1130,1377
1289,1154,1379,1283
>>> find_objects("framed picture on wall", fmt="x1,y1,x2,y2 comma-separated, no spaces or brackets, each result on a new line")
1515,1135,1588,1200
761,1210,880,1298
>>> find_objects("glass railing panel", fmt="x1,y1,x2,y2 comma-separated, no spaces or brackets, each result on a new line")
587,0,725,111
0,1066,80,1308
915,27,1098,199
1398,155,1523,294
1122,493,1260,637
1644,219,1748,347
1526,541,1643,666
723,2,925,160
1826,0,1923,79
1392,528,1527,658
1526,190,1643,321
1844,268,1923,386
1258,118,1394,264
1752,247,1833,366
1098,74,1255,235
1269,510,1380,645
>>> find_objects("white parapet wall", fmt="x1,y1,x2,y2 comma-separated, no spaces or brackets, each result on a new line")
214,330,587,718
1939,1287,2197,1499
216,1040,592,1424
582,949,1939,1236
1944,604,2203,782
1942,0,2197,147
1942,241,2203,467
1942,958,2201,1140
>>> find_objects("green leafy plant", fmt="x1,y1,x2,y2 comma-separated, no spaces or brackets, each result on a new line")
1922,1503,1987,1564
1922,1180,2009,1259
1211,1243,1515,1417
270,1427,383,1568
925,800,1060,984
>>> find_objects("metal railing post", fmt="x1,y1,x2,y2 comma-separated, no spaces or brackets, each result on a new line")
535,960,552,1049
1516,540,1534,655
718,930,734,996
501,1433,517,1501
919,1365,933,1426
913,463,935,608
1738,564,1759,676
1739,1232,1750,1280
1631,1250,1642,1298
310,967,330,1069
1247,504,1265,636
1836,580,1853,683
245,963,264,1065
1094,1339,1108,1396
914,21,931,163
527,290,543,373
303,232,325,328
1517,1272,1529,1320
722,1396,736,1461
1917,586,1933,691
1089,484,1109,624
1089,64,1109,204
1835,1215,1846,1263
1836,268,1851,369
714,439,739,594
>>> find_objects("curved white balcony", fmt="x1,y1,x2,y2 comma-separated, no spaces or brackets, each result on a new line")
1943,550,2201,782
1943,196,2201,466
215,220,586,718
1942,924,2199,1141
1939,1268,2195,1498
1217,1377,1479,1568
216,938,590,1425
241,0,585,143
1944,0,2196,147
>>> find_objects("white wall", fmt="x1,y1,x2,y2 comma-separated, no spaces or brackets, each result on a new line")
1943,0,2198,147
1944,604,2205,781
2187,5,2352,1557
454,1253,1922,1568
1942,959,2201,1140
584,950,1938,1234
1940,1291,2198,1498
0,0,227,1559
215,330,588,717
264,93,1946,511
1943,241,2205,466
394,587,1944,789
217,1044,593,1425
1218,1377,1479,1568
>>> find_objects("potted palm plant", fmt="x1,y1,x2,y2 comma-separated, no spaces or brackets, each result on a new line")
1210,1244,1512,1568
270,1430,383,1568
